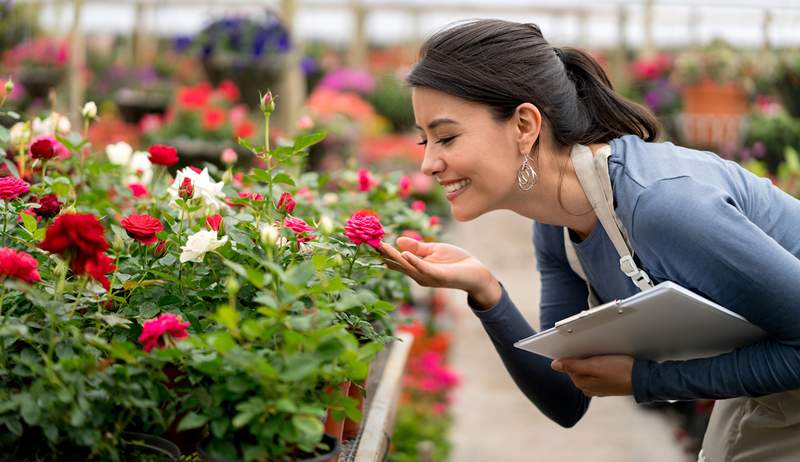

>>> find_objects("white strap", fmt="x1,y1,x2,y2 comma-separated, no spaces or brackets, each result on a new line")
565,144,654,293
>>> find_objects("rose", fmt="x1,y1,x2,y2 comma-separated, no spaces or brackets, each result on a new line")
31,194,62,218
411,200,426,213
277,192,295,214
0,247,41,283
343,211,385,249
39,213,114,288
138,313,190,352
121,214,163,245
206,214,223,231
168,167,226,213
0,176,30,200
128,183,148,198
221,148,237,165
148,144,179,166
358,168,375,192
106,142,133,165
179,229,228,263
81,101,98,120
128,151,153,184
29,137,56,160
398,175,412,199
282,217,315,244
179,177,194,200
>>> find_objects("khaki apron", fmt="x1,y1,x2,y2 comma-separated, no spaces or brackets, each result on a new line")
565,144,800,462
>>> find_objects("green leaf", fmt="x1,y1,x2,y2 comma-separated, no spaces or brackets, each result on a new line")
216,305,240,333
208,332,236,354
20,211,37,234
0,125,8,145
1,417,22,436
211,418,229,438
287,262,315,288
785,146,800,173
293,131,327,151
177,412,208,432
19,394,40,425
271,172,295,186
2,158,19,178
237,137,259,155
291,415,324,441
33,228,46,241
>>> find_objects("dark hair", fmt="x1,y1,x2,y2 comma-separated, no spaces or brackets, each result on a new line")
407,19,659,145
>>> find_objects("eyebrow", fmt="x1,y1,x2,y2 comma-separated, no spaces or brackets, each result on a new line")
415,118,459,131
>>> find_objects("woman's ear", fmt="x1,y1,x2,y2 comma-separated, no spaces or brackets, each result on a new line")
515,103,542,155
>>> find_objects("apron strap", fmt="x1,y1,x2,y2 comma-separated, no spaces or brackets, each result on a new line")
564,144,654,294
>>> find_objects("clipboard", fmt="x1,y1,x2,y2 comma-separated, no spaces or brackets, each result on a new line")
513,281,767,362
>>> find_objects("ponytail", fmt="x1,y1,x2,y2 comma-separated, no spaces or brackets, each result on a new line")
560,47,660,143
408,20,661,146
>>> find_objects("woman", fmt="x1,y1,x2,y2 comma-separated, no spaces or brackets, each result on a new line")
379,19,800,462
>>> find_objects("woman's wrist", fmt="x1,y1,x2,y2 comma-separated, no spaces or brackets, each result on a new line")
467,275,502,310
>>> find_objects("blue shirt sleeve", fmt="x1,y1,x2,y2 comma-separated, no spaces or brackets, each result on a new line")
468,286,591,427
630,177,800,402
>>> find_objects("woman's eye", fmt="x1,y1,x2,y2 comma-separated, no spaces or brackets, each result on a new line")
416,139,427,146
416,136,456,146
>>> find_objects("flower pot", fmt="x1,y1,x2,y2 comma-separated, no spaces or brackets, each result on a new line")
17,66,65,100
323,381,352,441
202,55,286,110
197,433,342,462
114,88,170,124
341,380,365,441
121,431,181,461
680,79,747,149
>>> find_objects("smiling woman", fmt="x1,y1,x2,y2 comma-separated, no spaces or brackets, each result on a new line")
379,18,800,462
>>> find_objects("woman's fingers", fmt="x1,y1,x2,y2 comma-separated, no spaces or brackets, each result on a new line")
396,237,434,257
379,242,417,273
402,251,440,284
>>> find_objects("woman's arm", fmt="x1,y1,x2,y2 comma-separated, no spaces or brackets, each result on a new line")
630,178,800,402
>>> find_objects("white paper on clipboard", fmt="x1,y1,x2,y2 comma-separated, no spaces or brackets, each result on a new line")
513,281,767,362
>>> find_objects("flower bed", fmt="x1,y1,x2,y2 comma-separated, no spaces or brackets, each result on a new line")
0,89,442,461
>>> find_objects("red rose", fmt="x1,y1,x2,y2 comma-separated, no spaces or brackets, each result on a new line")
343,212,385,249
277,192,295,214
128,183,148,198
0,247,41,283
218,80,240,103
179,177,194,200
147,144,178,166
283,217,316,244
202,107,225,131
138,313,190,352
0,176,30,200
31,194,62,218
39,213,115,290
233,120,255,139
40,213,109,260
154,239,167,257
206,214,222,231
429,216,440,226
121,214,163,245
30,138,56,160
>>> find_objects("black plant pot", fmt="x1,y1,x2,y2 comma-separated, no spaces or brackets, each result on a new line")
202,55,286,109
114,88,170,124
197,433,342,462
121,432,181,461
17,66,65,100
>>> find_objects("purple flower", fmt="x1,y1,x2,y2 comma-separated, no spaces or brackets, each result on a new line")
319,68,376,94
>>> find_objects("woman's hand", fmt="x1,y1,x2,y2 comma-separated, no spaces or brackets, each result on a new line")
551,355,634,397
378,237,501,307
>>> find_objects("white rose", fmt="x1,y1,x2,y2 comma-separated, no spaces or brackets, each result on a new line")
55,114,71,135
82,101,98,119
168,167,227,213
318,215,334,234
259,223,280,246
322,193,339,205
9,122,30,147
106,142,133,165
180,230,228,263
127,151,153,184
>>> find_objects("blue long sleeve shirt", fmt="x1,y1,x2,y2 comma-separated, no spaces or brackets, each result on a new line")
470,135,800,428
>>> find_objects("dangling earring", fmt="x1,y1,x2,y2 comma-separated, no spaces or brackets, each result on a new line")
517,154,538,191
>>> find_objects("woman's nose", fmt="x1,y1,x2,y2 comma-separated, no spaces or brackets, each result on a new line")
420,148,445,177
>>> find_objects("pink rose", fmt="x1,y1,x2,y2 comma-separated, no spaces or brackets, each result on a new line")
0,176,30,200
398,175,412,199
138,313,190,353
0,247,41,283
206,214,223,231
277,192,295,214
283,216,316,244
411,200,426,213
128,183,148,198
357,168,375,192
343,211,385,249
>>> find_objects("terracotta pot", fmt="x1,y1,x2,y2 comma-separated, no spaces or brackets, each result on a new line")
323,381,352,441
341,380,365,441
680,79,747,149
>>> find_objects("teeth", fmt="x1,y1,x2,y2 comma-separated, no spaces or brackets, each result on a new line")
444,178,471,193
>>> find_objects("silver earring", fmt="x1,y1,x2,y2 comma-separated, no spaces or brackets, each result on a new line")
517,155,538,191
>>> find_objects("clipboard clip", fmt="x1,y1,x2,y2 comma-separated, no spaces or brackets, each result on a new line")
554,300,624,334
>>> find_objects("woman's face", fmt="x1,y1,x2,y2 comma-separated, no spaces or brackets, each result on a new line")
411,87,522,222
